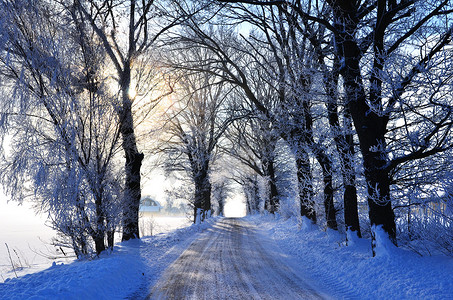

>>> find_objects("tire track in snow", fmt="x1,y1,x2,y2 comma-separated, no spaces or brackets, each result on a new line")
147,218,331,300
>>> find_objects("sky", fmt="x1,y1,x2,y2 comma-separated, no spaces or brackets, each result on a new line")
224,194,246,217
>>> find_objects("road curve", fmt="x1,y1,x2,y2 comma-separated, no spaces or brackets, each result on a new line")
147,218,328,300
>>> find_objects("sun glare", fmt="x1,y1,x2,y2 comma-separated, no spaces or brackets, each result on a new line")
128,87,137,99
224,195,246,218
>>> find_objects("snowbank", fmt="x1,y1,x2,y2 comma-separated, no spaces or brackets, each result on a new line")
0,219,216,300
1,215,451,299
250,215,453,299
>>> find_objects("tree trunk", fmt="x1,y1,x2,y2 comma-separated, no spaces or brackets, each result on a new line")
107,230,114,250
244,179,257,215
263,157,279,214
303,95,338,230
341,112,361,237
120,65,144,241
324,59,361,236
332,8,396,247
314,151,337,230
94,194,106,255
218,197,225,216
93,234,106,255
296,153,316,223
202,180,212,219
333,117,361,236
330,108,361,235
193,170,211,223
343,48,396,244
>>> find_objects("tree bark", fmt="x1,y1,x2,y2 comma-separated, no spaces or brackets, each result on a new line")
263,157,279,214
120,64,144,241
193,169,211,223
314,150,337,230
330,107,361,235
107,230,115,250
341,110,361,237
332,5,396,245
343,43,396,244
324,56,361,236
303,94,338,230
296,154,316,223
94,193,106,254
93,234,106,255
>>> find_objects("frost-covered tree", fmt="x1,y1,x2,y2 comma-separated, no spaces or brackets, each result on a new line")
69,0,181,240
320,0,453,251
217,0,453,254
225,113,281,214
0,0,123,257
166,2,340,227
211,176,233,216
242,174,262,214
162,59,237,223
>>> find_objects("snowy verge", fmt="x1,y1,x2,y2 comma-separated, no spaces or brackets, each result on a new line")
0,218,217,300
248,215,453,299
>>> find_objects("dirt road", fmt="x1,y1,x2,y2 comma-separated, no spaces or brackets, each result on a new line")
147,218,330,299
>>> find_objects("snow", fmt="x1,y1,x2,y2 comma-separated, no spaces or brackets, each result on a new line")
150,218,333,299
1,213,452,299
0,194,192,283
250,215,453,300
0,216,215,299
0,198,65,283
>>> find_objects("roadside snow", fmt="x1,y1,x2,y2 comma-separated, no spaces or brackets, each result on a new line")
1,215,452,299
0,199,65,283
0,211,191,283
250,215,453,300
0,218,215,300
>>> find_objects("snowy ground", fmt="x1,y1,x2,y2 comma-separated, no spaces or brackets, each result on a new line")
0,199,62,283
149,218,334,299
251,215,453,299
1,214,452,299
0,196,192,284
0,215,213,300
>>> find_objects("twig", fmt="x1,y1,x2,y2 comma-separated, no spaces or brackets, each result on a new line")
5,243,18,278
13,249,23,269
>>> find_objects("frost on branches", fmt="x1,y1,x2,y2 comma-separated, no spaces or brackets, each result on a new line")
0,0,123,258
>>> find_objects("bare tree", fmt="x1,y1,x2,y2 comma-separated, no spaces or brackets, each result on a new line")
211,176,233,216
322,0,453,250
217,0,453,253
162,52,238,222
242,174,262,215
70,0,182,240
225,113,281,213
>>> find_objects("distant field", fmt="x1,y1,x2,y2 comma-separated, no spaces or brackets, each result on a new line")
0,197,191,282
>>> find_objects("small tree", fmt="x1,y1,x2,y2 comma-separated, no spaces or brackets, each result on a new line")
225,113,281,214
211,177,232,216
162,59,236,223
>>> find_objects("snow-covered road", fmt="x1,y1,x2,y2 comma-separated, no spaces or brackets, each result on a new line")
148,218,331,299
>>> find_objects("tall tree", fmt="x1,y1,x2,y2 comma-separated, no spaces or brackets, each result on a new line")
0,0,123,256
166,4,320,222
220,0,453,252
278,2,361,235
326,0,453,249
71,0,179,240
